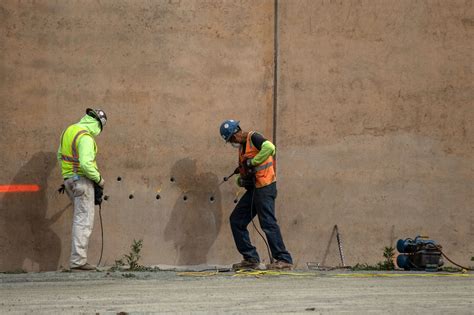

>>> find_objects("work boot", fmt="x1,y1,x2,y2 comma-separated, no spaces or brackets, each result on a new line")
232,259,259,270
70,263,97,272
266,260,293,270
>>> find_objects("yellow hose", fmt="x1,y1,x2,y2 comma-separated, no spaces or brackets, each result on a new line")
333,273,473,278
177,270,220,277
234,270,315,277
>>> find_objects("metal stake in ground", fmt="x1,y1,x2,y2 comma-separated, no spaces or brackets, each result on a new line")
335,225,346,267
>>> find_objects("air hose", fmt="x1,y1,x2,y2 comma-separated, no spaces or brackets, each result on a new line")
436,246,473,271
93,182,105,267
97,203,104,267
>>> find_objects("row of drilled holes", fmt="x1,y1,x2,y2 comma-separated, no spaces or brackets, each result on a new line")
114,177,237,203
118,176,175,182
108,195,237,203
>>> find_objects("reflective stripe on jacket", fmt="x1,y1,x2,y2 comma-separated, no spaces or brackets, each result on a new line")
59,124,97,179
239,131,276,188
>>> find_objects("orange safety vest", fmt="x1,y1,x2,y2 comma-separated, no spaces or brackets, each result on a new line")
239,131,276,188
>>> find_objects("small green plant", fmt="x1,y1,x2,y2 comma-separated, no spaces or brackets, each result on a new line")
377,246,395,270
351,246,396,271
126,239,144,270
113,239,146,271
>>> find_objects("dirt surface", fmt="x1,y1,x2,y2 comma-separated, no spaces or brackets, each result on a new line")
1,270,473,314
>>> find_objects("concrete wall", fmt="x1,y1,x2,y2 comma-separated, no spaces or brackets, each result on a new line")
0,0,472,271
277,0,473,266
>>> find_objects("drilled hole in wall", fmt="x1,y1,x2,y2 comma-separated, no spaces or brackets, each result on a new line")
183,195,188,201
129,194,134,199
156,194,161,200
170,177,175,182
209,196,215,203
104,195,109,201
234,199,238,204
117,176,122,181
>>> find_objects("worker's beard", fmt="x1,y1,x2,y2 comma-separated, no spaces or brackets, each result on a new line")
231,143,241,149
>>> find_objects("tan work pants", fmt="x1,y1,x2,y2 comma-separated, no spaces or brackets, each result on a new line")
64,176,95,267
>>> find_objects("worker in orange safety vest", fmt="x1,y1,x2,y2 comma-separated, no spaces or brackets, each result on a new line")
219,119,293,270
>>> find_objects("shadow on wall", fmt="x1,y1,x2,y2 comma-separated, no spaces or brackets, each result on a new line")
0,151,63,272
164,158,223,265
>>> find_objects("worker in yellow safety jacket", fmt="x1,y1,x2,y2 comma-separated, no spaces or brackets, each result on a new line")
57,108,107,271
219,120,293,270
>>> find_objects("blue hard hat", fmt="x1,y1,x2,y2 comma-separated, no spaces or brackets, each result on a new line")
219,120,240,142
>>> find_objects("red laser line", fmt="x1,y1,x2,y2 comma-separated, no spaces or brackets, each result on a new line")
0,185,41,193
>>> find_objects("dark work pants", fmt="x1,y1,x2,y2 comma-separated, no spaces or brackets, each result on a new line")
229,182,293,264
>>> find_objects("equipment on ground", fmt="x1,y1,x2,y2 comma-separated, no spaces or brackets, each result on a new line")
219,120,240,142
86,108,107,130
334,225,346,267
306,225,351,270
396,235,443,271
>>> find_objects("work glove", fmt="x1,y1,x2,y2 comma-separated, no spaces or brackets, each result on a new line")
98,177,105,189
237,176,246,188
236,175,243,187
243,159,255,174
93,182,104,206
57,184,66,194
245,159,253,168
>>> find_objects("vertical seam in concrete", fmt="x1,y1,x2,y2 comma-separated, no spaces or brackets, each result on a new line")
273,0,279,146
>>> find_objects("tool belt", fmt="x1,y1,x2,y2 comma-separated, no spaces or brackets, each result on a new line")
58,174,80,194
58,175,103,206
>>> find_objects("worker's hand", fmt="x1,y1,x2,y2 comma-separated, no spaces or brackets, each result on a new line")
98,177,105,188
243,159,255,174
245,159,253,168
236,175,243,187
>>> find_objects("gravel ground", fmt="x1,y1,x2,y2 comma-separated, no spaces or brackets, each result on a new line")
0,270,473,314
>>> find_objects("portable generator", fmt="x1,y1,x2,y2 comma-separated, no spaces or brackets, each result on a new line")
396,235,444,271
